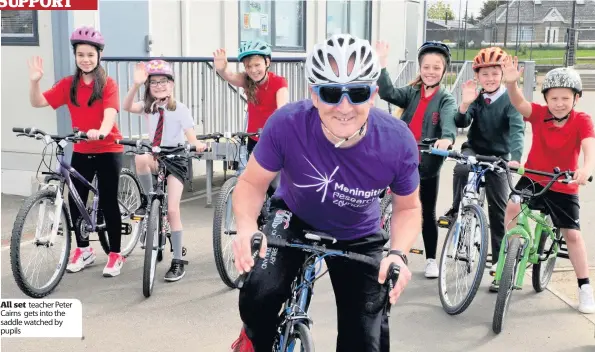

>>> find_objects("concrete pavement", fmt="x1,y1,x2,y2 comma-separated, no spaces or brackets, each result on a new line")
2,92,595,351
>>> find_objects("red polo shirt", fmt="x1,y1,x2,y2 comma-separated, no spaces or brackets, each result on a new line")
409,85,438,141
246,71,288,141
43,75,123,154
524,103,595,195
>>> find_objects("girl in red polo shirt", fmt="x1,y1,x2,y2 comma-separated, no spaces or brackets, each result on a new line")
27,26,126,278
376,40,458,279
212,40,288,161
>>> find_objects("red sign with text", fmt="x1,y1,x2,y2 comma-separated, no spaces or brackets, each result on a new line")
0,0,98,10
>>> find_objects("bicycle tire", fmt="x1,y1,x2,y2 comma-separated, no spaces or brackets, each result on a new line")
438,203,489,315
291,322,315,352
143,199,161,298
492,236,522,334
379,195,392,249
11,189,71,298
96,168,143,256
213,176,240,289
532,219,561,293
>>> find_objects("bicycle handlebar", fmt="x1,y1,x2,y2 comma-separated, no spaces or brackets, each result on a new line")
13,126,105,142
424,148,593,198
196,129,263,141
115,139,204,155
236,232,400,315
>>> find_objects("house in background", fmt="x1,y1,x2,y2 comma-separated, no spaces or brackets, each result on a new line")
426,18,483,45
478,0,595,46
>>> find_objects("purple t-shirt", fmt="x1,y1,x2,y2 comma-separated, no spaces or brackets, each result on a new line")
253,100,420,240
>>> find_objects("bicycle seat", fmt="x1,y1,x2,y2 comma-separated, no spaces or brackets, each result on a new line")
302,230,338,245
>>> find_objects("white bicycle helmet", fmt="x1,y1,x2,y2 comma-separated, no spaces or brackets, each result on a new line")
305,34,380,85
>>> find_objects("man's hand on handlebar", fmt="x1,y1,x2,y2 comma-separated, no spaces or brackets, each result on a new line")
378,254,410,305
232,229,267,275
508,160,521,168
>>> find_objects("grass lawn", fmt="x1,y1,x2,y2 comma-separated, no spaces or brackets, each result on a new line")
450,48,595,64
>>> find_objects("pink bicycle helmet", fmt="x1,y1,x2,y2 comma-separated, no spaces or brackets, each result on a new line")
70,26,105,50
145,60,174,80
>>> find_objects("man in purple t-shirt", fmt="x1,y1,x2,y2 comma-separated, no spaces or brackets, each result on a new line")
229,34,422,352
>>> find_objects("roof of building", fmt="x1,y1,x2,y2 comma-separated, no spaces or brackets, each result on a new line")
478,0,595,27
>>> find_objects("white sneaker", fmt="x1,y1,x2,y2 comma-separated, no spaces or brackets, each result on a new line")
578,284,595,314
489,261,499,276
66,247,96,273
103,252,125,277
425,259,439,278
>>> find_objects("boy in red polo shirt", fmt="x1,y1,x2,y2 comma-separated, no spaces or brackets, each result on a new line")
502,56,595,314
28,26,126,278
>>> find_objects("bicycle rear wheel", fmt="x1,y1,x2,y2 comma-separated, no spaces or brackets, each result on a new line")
11,188,71,298
438,203,489,315
532,216,561,292
492,236,522,334
213,176,240,289
143,199,161,298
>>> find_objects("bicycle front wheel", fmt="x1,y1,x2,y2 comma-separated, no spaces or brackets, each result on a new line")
493,236,522,334
213,176,240,289
532,216,561,292
438,203,489,315
11,188,71,298
143,199,161,298
275,322,315,352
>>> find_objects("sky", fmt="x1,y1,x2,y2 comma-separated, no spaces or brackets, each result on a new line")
429,0,487,19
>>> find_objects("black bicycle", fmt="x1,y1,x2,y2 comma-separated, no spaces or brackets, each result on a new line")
236,231,401,351
116,138,203,297
210,130,278,289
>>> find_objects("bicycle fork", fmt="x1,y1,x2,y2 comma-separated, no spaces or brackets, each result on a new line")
35,186,63,246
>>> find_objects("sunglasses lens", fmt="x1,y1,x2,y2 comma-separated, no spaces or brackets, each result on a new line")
318,86,344,104
347,86,372,104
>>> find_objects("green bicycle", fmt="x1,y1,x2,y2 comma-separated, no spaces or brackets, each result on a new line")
491,163,592,334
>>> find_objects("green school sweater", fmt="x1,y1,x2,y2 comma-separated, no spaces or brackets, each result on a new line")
455,90,525,162
377,68,458,179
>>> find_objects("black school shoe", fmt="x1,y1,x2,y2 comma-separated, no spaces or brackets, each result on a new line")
164,258,189,282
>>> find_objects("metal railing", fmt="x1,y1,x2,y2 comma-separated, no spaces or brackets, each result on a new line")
101,56,308,139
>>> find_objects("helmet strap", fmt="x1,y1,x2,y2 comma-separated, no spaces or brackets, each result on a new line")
543,97,576,123
320,118,368,148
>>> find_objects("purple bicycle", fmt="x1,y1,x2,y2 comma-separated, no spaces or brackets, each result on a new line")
10,127,142,298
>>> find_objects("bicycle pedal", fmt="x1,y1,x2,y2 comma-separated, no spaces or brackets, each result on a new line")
130,214,144,221
437,217,451,228
121,223,132,235
410,248,424,255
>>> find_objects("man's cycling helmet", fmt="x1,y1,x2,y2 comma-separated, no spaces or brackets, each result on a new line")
472,47,506,72
418,41,451,66
541,67,583,97
70,26,105,51
145,60,174,81
305,34,380,85
238,40,272,61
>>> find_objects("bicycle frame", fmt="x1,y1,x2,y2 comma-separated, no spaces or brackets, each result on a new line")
494,203,558,287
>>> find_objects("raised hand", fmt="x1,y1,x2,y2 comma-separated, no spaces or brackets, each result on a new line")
213,49,228,71
375,40,389,69
461,80,479,105
28,56,44,82
501,55,523,84
133,62,148,85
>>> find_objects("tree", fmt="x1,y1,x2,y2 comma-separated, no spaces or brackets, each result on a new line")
477,0,499,21
427,0,455,21
465,12,479,25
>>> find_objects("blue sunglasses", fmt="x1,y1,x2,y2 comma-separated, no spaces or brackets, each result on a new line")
312,84,376,106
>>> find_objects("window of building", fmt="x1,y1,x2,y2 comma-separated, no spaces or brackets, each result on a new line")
326,0,371,41
1,11,39,46
238,0,306,52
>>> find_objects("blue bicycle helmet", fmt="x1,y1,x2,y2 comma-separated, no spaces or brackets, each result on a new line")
418,41,451,66
238,40,272,61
